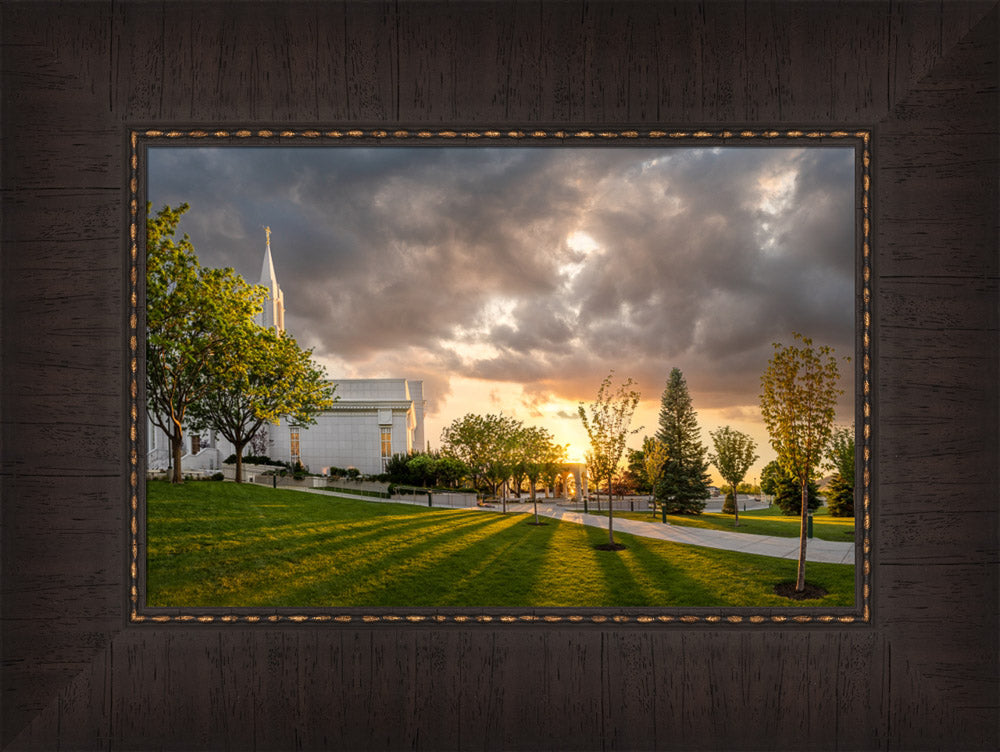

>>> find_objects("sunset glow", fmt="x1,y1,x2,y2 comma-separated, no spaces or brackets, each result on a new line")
149,145,855,485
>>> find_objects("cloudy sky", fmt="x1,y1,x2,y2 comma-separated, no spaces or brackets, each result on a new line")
148,144,857,484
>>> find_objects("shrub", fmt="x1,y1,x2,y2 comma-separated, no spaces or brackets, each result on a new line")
772,475,822,515
825,473,854,517
722,489,736,514
384,453,416,485
657,486,708,515
223,454,284,467
211,472,225,481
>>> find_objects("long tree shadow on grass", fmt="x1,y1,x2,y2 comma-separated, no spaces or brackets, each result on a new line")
621,531,853,607
582,526,667,606
149,506,466,579
364,512,564,607
167,512,517,607
280,511,545,607
148,497,516,607
616,531,744,607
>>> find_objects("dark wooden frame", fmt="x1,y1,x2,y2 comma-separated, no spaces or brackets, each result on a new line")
3,2,996,749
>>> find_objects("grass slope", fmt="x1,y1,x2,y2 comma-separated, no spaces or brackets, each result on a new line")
147,481,855,609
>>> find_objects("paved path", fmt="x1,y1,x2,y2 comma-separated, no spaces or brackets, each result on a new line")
270,486,855,565
503,502,856,565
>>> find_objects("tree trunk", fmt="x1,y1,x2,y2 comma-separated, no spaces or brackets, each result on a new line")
732,481,740,526
233,440,247,483
796,479,808,591
607,475,615,545
171,435,184,484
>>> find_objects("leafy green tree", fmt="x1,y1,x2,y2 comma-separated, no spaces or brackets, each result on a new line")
434,455,469,489
441,414,491,490
655,368,711,514
641,436,670,519
760,459,784,499
539,441,568,499
442,413,523,509
188,325,336,483
825,425,855,517
626,447,648,493
482,415,523,511
578,371,642,547
406,454,437,487
708,426,759,526
759,333,844,592
146,203,266,483
516,425,561,523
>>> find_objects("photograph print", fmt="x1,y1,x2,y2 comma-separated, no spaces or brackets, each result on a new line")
142,138,861,613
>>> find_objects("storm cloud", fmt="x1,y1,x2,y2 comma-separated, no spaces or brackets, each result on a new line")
148,144,856,447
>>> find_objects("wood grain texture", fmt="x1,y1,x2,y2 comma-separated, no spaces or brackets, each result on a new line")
2,1,997,749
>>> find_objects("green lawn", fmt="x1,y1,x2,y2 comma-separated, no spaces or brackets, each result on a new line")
598,504,856,542
146,481,855,609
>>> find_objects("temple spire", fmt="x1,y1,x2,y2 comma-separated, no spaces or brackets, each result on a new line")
256,226,285,333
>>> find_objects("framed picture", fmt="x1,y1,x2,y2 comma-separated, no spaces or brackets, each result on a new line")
134,131,870,622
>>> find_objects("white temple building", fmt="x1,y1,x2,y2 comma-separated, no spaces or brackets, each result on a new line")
147,229,426,477
271,378,425,475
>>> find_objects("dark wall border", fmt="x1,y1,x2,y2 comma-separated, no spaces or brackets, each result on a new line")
3,2,997,749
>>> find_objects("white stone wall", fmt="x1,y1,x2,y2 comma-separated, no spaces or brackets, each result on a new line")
146,419,231,472
146,377,426,477
408,380,426,451
269,406,415,476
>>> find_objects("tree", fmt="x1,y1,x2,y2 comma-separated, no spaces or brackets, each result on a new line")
708,426,759,527
772,474,821,515
440,414,492,490
516,425,561,524
825,425,855,517
539,441,568,500
655,368,712,514
759,332,844,592
187,325,336,483
406,454,437,487
146,203,266,483
759,459,784,500
441,413,523,509
481,415,523,511
641,436,670,520
434,455,469,489
384,452,414,484
578,371,642,547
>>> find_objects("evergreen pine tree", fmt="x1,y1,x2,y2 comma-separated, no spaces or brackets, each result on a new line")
654,368,711,514
773,475,821,515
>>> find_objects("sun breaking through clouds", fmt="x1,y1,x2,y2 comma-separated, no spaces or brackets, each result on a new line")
148,145,856,478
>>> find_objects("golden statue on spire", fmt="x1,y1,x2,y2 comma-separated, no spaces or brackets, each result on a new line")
265,226,271,246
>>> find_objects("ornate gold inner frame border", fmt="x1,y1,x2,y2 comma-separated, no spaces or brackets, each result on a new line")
127,127,873,626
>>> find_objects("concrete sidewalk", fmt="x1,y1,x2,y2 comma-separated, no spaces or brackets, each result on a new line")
528,504,856,565
275,486,855,565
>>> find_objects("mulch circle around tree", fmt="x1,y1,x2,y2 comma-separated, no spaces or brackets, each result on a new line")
525,521,549,526
593,542,628,551
773,581,829,600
